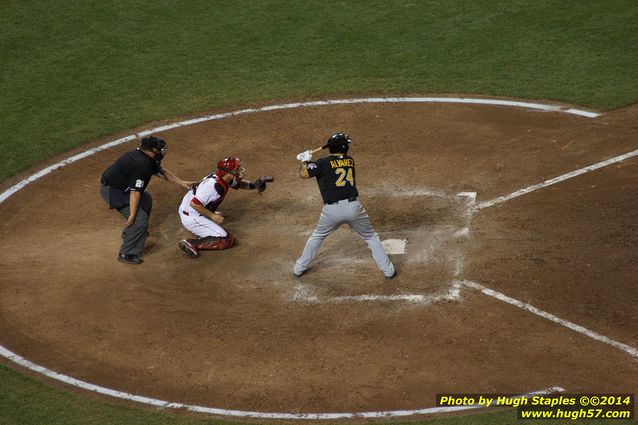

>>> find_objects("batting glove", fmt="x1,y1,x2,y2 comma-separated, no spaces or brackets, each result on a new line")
296,150,312,162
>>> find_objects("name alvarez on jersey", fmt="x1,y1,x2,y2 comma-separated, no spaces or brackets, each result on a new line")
329,158,354,168
308,154,358,204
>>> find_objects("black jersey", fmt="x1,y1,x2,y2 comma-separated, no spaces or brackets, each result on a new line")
307,154,359,204
101,149,162,192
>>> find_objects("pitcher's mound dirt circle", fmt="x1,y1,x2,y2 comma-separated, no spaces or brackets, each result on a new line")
0,98,636,416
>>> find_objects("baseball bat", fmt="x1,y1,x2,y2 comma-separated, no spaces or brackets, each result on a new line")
296,142,330,161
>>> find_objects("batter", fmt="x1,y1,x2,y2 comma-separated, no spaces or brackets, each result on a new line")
293,133,395,278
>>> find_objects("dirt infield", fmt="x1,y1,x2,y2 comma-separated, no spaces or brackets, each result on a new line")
0,98,636,417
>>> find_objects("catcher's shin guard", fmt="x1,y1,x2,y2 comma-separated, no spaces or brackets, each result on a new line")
193,234,237,251
178,239,200,258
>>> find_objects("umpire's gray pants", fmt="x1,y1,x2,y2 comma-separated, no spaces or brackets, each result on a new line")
294,199,394,277
100,184,152,257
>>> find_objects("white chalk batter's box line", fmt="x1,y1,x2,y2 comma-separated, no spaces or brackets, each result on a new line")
1,96,637,420
293,281,463,305
292,189,476,304
293,276,638,357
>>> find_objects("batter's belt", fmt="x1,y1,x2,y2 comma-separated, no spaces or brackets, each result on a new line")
325,196,357,205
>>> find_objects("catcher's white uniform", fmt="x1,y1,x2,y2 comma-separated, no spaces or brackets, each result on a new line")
179,173,239,238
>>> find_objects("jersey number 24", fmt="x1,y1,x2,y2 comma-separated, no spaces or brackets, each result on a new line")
335,168,354,187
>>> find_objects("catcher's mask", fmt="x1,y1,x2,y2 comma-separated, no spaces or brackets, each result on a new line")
217,157,245,179
327,133,352,154
140,136,168,161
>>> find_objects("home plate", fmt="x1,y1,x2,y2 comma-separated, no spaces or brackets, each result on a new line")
382,238,407,254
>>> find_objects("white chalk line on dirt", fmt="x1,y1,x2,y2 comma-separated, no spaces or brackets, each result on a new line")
470,149,638,359
292,282,462,305
476,148,638,209
460,280,638,358
0,97,596,418
290,190,475,306
0,344,566,420
0,97,598,204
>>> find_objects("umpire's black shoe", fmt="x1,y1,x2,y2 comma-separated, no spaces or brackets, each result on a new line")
118,253,143,265
385,270,397,279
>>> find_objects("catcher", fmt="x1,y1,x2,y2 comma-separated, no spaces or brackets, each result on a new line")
177,157,273,258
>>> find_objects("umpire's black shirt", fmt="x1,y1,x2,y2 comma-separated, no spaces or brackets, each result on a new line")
307,154,359,204
101,149,161,193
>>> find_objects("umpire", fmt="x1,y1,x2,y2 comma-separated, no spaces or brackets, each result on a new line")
293,133,396,278
100,136,193,265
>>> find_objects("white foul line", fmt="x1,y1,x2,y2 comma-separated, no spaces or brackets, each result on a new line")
476,148,638,209
459,280,638,358
0,97,599,419
471,148,638,358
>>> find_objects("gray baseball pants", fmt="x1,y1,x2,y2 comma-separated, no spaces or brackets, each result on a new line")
294,199,395,277
100,183,152,257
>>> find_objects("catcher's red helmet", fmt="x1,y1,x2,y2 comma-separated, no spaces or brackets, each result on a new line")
217,157,245,178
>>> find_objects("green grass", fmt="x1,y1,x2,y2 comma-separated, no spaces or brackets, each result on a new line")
1,1,638,181
0,363,212,425
0,363,632,425
1,1,638,424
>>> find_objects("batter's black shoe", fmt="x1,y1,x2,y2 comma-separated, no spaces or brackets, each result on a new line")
118,253,143,265
178,240,200,258
385,270,397,279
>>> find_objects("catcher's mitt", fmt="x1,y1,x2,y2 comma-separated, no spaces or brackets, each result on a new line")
253,176,274,193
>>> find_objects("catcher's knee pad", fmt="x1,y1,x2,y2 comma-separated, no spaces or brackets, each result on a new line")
195,234,237,251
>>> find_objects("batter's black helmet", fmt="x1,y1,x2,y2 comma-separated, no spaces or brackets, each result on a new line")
140,136,167,160
327,133,352,154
